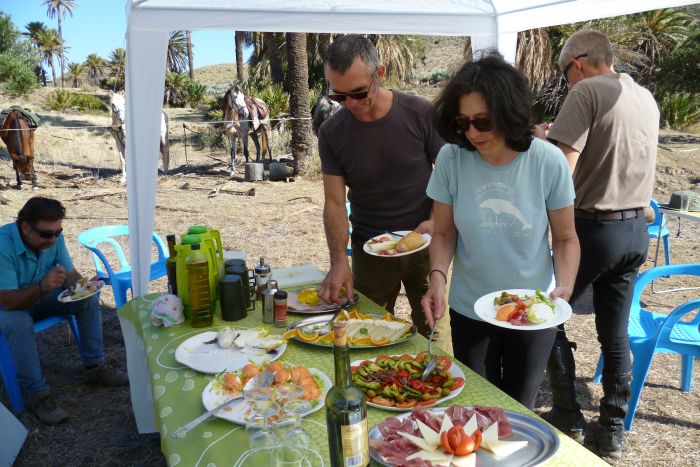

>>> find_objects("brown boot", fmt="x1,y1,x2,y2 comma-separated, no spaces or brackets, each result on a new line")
597,372,631,459
27,391,69,425
546,334,586,443
84,363,128,386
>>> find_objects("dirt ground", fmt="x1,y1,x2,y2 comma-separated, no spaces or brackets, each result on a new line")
1,86,699,466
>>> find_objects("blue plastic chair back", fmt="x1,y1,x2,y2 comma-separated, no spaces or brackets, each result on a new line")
0,316,81,414
78,225,168,309
648,199,670,266
592,263,700,430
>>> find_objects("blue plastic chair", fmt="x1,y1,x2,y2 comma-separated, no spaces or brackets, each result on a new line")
648,199,670,267
0,315,81,414
78,225,168,310
592,263,700,430
346,201,352,256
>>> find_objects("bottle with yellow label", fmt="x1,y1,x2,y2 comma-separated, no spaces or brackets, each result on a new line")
325,321,369,467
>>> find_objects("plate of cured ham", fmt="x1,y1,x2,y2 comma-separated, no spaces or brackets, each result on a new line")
474,289,571,331
369,405,559,466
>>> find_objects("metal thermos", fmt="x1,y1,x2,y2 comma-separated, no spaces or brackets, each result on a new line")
262,279,278,324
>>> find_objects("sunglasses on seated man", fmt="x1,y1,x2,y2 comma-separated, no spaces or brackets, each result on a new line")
31,225,63,239
454,116,493,133
328,78,375,103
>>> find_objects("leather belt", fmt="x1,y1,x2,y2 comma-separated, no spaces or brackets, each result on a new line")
574,208,643,221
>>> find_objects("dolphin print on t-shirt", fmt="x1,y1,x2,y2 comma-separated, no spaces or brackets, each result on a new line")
480,198,533,231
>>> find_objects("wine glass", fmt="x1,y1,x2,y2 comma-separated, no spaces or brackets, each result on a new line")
282,398,314,448
273,384,304,439
243,386,280,449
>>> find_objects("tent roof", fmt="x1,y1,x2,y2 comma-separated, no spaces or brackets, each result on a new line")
124,0,698,302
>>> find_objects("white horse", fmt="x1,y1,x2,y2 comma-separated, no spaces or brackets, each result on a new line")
223,86,272,175
110,91,169,184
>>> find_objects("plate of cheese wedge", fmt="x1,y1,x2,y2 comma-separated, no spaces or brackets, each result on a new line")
369,405,559,466
363,231,431,257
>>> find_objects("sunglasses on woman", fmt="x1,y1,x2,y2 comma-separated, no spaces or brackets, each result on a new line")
32,225,63,239
328,78,375,103
454,116,493,133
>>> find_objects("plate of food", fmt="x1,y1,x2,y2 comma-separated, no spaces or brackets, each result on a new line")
473,289,572,331
283,310,416,348
175,327,287,374
57,279,105,303
363,231,431,257
351,354,464,411
369,405,559,466
201,360,331,426
287,287,360,314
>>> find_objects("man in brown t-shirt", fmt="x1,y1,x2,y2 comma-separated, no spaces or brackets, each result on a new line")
316,35,444,337
544,30,659,459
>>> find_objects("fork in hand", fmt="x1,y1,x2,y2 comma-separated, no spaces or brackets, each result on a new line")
419,318,440,382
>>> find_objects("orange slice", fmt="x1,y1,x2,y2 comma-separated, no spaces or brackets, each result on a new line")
350,336,372,346
348,310,362,320
281,329,299,340
297,330,320,342
317,333,334,346
370,337,390,346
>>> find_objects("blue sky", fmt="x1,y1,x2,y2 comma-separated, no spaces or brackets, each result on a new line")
3,0,248,69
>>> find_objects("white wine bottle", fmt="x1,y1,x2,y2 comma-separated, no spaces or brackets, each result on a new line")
325,321,370,466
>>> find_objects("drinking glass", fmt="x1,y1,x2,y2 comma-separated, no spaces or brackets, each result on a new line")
282,398,314,448
243,386,280,449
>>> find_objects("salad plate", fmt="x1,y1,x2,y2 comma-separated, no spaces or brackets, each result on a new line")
175,329,286,374
363,231,431,258
57,280,104,303
473,289,572,331
201,366,330,425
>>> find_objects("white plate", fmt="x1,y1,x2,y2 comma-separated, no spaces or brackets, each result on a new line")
473,289,572,331
362,231,431,258
57,280,105,303
350,354,465,411
201,367,331,425
175,330,287,374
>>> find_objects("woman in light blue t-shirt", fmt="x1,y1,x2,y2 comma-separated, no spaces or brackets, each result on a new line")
421,53,580,409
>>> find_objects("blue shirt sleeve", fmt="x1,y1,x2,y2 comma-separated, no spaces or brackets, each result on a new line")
427,144,457,206
0,248,19,291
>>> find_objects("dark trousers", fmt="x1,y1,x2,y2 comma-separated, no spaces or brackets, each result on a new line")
351,243,431,337
560,215,648,377
450,309,557,409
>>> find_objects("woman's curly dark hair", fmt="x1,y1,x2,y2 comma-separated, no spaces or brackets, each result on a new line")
432,51,534,152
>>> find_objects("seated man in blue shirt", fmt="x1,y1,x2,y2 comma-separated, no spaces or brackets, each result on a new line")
0,197,127,425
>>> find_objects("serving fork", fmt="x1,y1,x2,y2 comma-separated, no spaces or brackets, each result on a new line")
170,370,275,439
419,318,440,382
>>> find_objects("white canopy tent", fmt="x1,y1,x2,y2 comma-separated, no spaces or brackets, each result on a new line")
124,0,698,299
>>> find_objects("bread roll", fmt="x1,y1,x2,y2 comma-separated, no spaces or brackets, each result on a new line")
395,231,426,253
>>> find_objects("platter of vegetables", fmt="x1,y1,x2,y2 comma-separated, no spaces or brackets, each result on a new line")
351,353,465,411
473,289,572,330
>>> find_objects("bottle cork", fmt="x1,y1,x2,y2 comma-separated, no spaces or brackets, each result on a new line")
332,321,347,347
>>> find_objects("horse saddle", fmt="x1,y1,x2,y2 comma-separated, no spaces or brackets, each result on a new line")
0,106,40,129
243,96,268,120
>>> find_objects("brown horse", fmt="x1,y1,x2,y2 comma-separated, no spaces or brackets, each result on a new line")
223,86,272,175
0,108,37,189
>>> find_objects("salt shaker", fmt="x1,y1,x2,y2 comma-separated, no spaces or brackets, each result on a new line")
262,279,278,324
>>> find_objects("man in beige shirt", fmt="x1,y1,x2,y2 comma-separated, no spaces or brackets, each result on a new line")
544,30,659,459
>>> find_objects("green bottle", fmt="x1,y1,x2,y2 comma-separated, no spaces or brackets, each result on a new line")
166,234,178,295
186,243,213,328
325,321,369,466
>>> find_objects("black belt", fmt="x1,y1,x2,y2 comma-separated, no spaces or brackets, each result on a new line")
574,208,643,221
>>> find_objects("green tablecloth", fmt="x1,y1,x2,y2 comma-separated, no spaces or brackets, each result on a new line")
119,292,606,467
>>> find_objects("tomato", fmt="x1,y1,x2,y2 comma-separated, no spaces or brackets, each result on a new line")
445,377,465,390
416,398,438,406
375,355,392,362
436,356,452,371
398,354,414,361
415,351,430,363
394,400,417,409
455,434,475,456
471,429,482,451
370,396,395,407
440,431,454,454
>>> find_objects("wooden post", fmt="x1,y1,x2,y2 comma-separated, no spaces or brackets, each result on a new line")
244,163,264,182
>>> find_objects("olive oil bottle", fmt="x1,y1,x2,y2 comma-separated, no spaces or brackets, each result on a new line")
325,322,369,466
186,243,213,328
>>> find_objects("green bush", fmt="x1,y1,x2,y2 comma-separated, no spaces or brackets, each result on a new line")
183,80,208,108
658,31,700,94
658,92,700,130
46,88,72,111
71,93,107,112
0,51,39,97
256,83,289,119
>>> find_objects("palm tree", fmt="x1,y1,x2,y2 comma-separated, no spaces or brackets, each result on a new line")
285,33,313,176
66,62,85,87
23,21,47,49
264,32,284,84
164,71,188,106
372,35,415,84
235,31,245,80
516,28,554,92
186,31,194,79
35,27,62,86
43,0,77,87
167,31,189,73
108,47,126,89
84,53,104,86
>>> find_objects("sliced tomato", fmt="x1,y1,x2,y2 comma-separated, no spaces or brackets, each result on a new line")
370,396,395,407
445,377,465,390
471,429,482,451
416,398,438,406
440,431,454,454
394,400,417,409
415,351,430,363
375,355,392,362
398,354,415,361
436,356,452,371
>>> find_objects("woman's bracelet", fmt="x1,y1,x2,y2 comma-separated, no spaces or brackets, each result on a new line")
429,269,448,284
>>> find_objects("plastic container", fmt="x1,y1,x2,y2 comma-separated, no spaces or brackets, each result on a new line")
187,243,213,328
186,226,224,272
176,234,219,317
